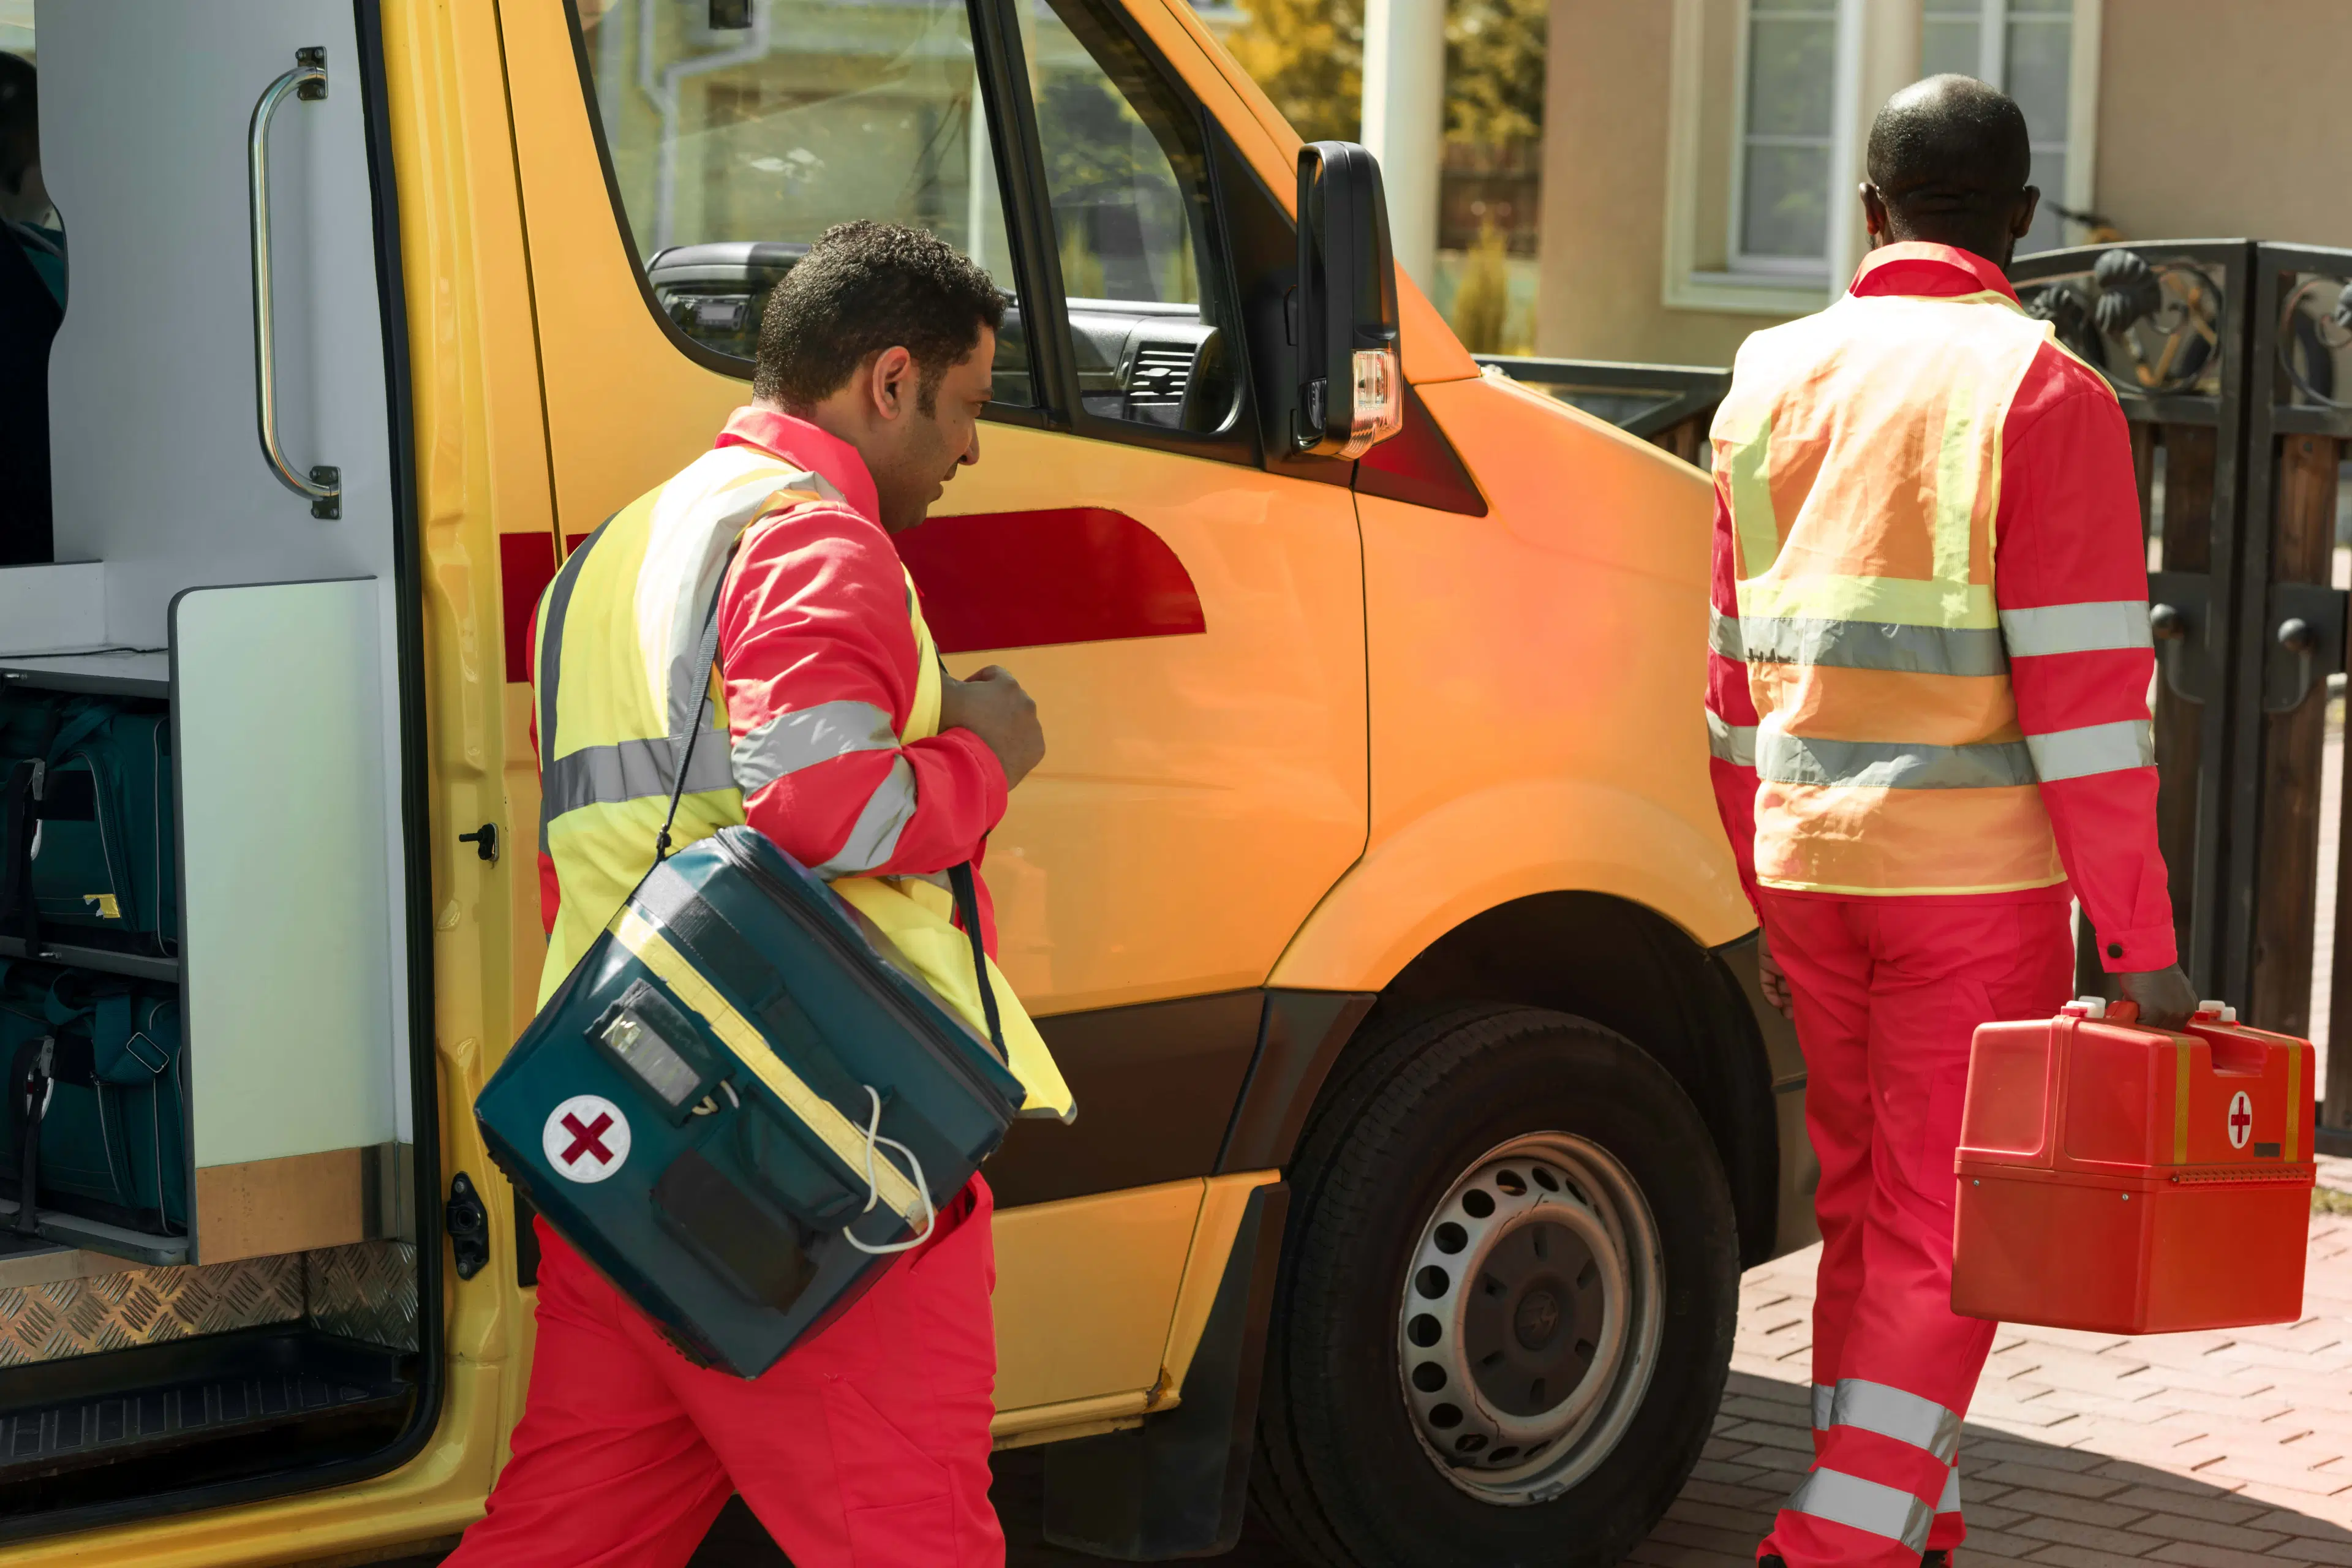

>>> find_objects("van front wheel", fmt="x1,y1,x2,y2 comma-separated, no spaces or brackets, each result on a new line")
1251,1007,1741,1567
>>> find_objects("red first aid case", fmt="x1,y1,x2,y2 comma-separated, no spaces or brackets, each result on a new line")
1952,998,2315,1333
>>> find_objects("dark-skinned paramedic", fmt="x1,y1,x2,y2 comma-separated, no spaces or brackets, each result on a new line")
445,221,1073,1568
1700,78,2199,1568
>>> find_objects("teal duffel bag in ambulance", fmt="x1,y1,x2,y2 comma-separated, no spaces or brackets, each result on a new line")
474,610,1027,1378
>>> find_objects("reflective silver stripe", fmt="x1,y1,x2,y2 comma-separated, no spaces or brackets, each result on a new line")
1706,710,1757,768
813,755,918,876
2000,600,2154,658
1756,731,2038,790
543,732,734,819
2024,718,2154,783
1784,1469,1934,1552
1709,608,1745,660
731,699,898,796
1828,1378,1962,1463
1741,616,2008,677
1812,1383,1832,1431
1937,1465,1961,1515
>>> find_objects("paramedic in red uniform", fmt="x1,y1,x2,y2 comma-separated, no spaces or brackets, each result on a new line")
447,225,1041,1567
1701,78,2199,1568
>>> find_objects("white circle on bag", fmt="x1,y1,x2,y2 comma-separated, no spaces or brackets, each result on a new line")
545,1093,631,1183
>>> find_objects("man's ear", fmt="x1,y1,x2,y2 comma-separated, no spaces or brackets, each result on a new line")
2011,186,2041,241
1860,182,1890,243
869,345,918,421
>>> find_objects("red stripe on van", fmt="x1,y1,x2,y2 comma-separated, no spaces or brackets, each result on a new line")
500,532,594,685
896,508,1206,654
500,533,558,685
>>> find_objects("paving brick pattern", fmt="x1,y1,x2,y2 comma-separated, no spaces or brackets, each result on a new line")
1644,1170,2352,1567
390,1166,2352,1567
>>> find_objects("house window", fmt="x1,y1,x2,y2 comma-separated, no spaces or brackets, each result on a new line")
1733,0,1839,273
1921,0,2075,254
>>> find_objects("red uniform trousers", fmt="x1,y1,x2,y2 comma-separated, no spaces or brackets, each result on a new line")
1756,893,2073,1567
445,1177,1003,1568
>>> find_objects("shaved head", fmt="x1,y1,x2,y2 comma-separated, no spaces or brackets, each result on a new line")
1860,75,2038,270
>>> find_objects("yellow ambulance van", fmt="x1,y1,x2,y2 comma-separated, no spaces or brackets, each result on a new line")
0,2,1807,1562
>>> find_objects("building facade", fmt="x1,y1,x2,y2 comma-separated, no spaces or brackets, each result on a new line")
1536,0,2352,366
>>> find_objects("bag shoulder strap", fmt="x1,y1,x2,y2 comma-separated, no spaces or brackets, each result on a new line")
654,582,729,864
46,700,116,765
946,862,1007,1058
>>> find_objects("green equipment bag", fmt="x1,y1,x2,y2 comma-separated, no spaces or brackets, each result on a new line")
37,701,176,951
475,588,1025,1377
1,963,187,1235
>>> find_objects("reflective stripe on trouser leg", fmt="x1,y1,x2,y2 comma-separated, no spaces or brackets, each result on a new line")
1827,1379,1960,1462
1782,1469,1934,1554
1924,1462,1965,1553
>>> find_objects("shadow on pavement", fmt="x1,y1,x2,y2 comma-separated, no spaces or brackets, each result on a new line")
374,1371,2352,1566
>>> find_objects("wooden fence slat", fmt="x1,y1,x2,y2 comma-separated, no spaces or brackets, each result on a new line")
2250,433,2340,1036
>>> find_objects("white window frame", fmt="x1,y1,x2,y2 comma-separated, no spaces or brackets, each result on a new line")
1662,0,1829,316
1921,0,2103,251
1662,0,2101,317
1727,0,1844,281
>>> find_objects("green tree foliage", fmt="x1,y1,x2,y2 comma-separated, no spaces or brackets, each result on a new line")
1226,0,1363,146
1444,0,1546,149
1221,0,1547,150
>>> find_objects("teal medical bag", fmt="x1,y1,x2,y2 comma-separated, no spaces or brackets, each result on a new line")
2,963,187,1235
0,692,178,956
475,600,1026,1377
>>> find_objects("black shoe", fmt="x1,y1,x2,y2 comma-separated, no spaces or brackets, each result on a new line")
1923,1553,1951,1567
1760,1558,1787,1567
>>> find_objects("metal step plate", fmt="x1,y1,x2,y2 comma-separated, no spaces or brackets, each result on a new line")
0,1326,409,1482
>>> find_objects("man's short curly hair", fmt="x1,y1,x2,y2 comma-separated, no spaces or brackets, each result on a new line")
753,221,1004,415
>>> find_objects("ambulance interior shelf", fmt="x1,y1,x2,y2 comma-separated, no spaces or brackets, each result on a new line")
0,582,409,1270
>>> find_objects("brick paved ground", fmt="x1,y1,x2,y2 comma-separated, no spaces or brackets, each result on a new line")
392,1166,2352,1567
1638,1160,2352,1568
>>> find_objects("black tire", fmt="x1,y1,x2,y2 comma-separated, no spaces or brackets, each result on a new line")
1251,1006,1740,1567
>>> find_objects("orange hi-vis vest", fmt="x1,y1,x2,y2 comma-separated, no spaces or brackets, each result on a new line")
1708,282,2125,897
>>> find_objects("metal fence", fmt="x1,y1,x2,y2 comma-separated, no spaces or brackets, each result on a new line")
2010,241,2352,1147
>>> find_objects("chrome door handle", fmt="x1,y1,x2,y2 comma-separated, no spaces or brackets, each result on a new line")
247,47,340,520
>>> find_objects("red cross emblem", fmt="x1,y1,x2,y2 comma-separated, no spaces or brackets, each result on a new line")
562,1112,614,1166
544,1094,631,1182
2227,1090,2253,1151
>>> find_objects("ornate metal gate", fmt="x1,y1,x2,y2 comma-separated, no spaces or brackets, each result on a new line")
2013,241,2352,1144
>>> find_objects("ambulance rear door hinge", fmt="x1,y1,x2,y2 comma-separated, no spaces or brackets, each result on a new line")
446,1172,491,1281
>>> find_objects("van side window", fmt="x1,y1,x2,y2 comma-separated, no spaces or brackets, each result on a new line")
573,0,1038,407
1025,0,1242,437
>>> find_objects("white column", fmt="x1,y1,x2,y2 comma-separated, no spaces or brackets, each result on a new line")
1359,0,1447,290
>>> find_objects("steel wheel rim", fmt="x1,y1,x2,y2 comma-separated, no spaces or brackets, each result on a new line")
1395,1132,1665,1505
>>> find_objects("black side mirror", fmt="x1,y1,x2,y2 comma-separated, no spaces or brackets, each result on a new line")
1292,141,1403,459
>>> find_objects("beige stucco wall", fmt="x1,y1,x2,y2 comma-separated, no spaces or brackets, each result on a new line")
1534,0,1797,366
1535,1,2352,369
2093,1,2352,249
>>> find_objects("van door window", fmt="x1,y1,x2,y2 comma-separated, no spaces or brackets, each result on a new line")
1022,0,1242,437
573,0,1038,405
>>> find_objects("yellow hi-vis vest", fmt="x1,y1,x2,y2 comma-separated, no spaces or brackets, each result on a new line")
1709,287,2071,897
532,444,1073,1120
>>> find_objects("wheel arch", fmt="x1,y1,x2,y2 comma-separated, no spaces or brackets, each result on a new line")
1235,892,1783,1270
